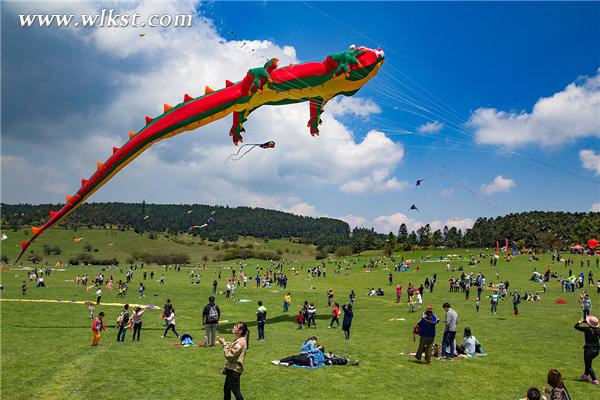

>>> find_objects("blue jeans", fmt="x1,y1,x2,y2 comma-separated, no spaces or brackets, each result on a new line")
442,331,456,358
257,321,265,340
283,301,289,312
117,325,127,342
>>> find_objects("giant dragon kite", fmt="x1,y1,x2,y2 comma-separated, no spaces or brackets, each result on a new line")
17,45,385,261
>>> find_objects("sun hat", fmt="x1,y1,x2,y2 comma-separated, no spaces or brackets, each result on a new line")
586,315,599,328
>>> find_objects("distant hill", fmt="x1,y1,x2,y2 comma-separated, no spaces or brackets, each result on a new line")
2,204,597,251
0,202,351,247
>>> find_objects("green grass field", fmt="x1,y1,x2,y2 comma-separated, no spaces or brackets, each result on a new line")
1,231,598,399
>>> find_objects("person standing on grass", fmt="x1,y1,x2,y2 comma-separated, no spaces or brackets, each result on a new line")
91,311,106,346
116,304,130,342
415,306,439,365
575,315,600,385
95,287,102,305
329,303,341,328
342,303,353,340
283,292,291,313
307,303,317,328
217,322,249,400
131,306,145,341
396,285,402,303
162,308,179,338
327,289,334,308
581,294,592,320
203,296,221,346
163,299,173,328
512,290,521,316
490,291,499,314
442,302,458,358
138,282,145,298
21,281,26,296
296,310,305,330
256,301,267,340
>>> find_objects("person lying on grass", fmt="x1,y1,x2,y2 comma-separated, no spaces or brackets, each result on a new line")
271,337,358,367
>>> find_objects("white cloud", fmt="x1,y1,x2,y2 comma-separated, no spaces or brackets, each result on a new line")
469,70,600,147
591,203,600,212
417,121,443,134
579,149,600,175
370,212,474,234
339,214,367,229
443,217,475,232
480,175,515,195
283,202,318,217
373,213,420,234
340,168,408,194
327,97,381,118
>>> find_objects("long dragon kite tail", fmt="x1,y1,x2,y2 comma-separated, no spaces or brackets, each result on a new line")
308,97,328,136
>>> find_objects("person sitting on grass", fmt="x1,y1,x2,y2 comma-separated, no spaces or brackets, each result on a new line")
457,327,481,356
544,369,571,400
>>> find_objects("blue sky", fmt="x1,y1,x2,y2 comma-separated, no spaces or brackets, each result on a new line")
1,1,599,233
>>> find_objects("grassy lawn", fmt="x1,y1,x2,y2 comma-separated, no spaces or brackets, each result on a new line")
1,234,598,399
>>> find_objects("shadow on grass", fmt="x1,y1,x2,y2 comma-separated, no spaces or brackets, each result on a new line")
216,314,334,333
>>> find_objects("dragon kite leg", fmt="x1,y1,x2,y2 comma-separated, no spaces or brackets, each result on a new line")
17,45,384,261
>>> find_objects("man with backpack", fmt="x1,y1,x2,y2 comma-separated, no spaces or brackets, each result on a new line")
117,304,130,342
202,296,220,346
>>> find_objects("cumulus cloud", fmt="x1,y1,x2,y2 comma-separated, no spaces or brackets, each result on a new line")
480,175,515,195
469,70,600,147
340,167,408,194
327,96,381,118
338,214,367,229
370,212,474,234
283,202,318,217
417,121,443,134
579,149,600,175
591,203,600,212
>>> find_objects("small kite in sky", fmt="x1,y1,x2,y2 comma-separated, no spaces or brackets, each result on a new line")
189,216,216,231
226,141,275,163
416,179,426,187
409,204,419,211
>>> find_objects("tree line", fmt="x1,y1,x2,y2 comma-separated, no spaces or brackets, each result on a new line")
2,203,597,252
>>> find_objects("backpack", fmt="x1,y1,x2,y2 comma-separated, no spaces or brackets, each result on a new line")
207,305,219,323
117,312,123,326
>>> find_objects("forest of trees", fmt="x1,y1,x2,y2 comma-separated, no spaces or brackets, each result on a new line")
1,203,597,252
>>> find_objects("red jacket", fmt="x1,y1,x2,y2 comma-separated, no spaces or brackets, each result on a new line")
93,318,106,332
